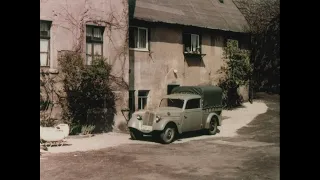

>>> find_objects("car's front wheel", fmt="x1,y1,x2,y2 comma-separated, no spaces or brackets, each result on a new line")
159,125,176,144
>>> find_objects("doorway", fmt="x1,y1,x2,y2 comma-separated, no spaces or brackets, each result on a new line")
167,84,180,95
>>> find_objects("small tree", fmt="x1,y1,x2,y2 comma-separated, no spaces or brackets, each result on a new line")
218,40,252,109
58,52,116,133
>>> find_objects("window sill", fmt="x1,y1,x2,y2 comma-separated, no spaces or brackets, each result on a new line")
40,67,59,74
183,52,206,57
129,48,149,52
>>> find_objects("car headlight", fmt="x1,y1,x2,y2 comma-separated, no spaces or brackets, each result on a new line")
155,115,161,122
137,115,142,120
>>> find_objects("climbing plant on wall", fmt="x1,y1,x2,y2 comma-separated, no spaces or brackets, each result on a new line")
218,39,252,109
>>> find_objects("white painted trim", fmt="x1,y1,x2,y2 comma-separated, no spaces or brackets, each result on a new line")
49,28,53,68
129,26,149,51
183,33,201,52
129,48,149,52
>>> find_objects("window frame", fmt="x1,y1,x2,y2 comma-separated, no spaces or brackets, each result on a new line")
138,90,149,110
129,26,149,52
184,98,201,110
183,33,201,54
86,25,104,65
40,20,51,67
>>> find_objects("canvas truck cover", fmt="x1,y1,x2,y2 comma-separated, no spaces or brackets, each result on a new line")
171,86,223,109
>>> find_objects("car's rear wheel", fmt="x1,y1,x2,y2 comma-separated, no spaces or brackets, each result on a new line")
208,117,218,135
130,129,143,140
160,125,176,144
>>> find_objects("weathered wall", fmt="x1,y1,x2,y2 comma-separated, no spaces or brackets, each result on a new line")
40,0,129,128
40,0,125,68
130,22,249,110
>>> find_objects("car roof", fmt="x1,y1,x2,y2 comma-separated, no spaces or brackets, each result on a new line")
163,93,201,100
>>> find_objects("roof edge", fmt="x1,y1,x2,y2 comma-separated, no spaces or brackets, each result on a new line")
132,17,249,34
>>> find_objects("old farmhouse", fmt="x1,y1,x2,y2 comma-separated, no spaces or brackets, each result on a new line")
40,0,250,130
128,0,250,114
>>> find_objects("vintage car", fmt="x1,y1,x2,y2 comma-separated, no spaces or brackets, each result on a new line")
128,86,223,144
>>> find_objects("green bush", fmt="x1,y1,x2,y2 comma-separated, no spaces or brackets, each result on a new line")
81,125,96,135
218,40,252,109
40,118,57,127
58,52,116,132
69,124,81,135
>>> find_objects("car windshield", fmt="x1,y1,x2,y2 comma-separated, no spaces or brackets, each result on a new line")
159,98,184,108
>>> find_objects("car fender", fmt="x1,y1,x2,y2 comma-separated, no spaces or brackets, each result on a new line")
205,113,221,129
153,118,182,134
127,117,141,130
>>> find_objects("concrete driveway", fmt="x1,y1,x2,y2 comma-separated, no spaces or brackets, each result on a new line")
40,94,279,180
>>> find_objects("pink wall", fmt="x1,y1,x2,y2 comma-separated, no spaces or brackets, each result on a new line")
40,0,129,125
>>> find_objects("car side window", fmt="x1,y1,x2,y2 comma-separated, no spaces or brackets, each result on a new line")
185,98,201,109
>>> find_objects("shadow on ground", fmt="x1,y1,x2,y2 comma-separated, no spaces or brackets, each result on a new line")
229,92,280,179
237,93,280,144
130,129,222,144
132,115,230,144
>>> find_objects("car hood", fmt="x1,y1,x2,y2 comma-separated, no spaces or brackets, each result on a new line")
154,107,182,117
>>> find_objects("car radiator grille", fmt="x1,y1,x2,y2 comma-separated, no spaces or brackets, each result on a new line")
142,111,155,126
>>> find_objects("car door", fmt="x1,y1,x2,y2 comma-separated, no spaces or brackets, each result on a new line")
182,98,202,132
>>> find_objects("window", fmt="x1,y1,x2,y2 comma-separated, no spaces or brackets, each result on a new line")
159,98,184,109
40,21,51,66
185,98,201,109
167,84,180,95
138,90,149,110
129,27,148,50
86,26,104,65
183,33,201,54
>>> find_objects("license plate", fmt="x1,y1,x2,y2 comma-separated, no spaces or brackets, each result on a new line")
141,125,152,131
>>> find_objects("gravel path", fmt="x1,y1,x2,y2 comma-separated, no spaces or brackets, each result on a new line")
41,95,279,180
45,101,267,154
